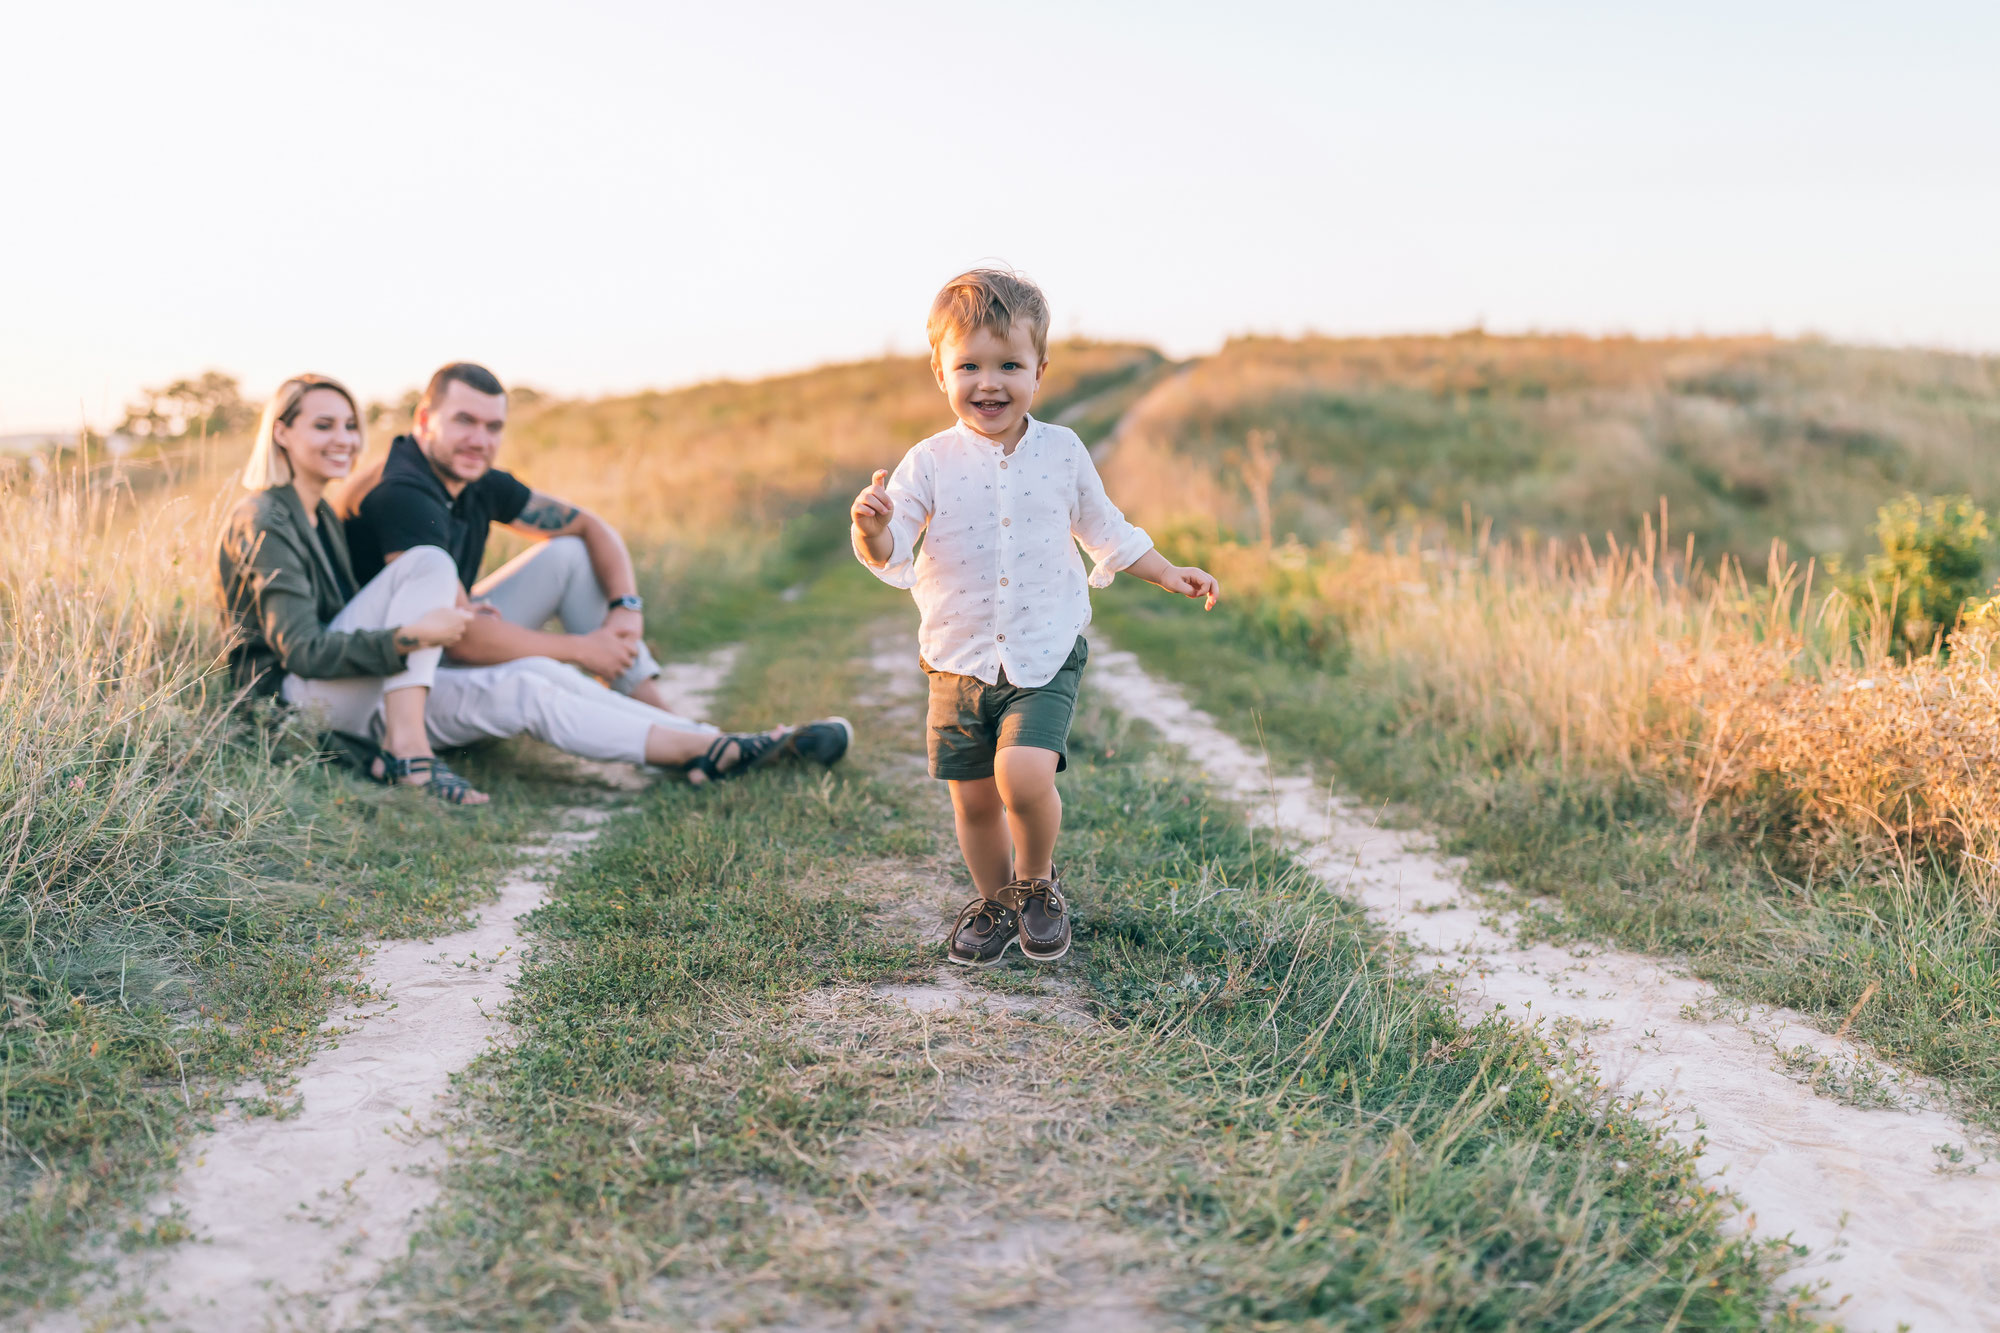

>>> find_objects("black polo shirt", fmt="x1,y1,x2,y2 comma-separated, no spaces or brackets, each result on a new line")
346,435,532,587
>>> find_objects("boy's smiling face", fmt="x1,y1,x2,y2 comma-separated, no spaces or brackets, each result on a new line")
934,323,1046,445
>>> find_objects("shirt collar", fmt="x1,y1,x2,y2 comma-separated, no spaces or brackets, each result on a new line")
955,413,1041,449
387,433,454,502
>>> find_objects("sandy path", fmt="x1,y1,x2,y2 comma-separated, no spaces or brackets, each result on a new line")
646,626,1176,1331
1089,646,2000,1333
39,649,738,1333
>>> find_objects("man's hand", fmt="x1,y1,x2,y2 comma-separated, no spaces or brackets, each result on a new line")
603,606,643,640
570,624,642,680
851,470,893,537
1158,564,1220,611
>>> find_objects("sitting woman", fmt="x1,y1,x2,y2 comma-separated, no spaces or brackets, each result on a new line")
217,373,488,804
221,375,853,794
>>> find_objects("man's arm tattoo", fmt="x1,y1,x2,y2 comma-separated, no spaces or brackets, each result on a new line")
395,631,420,650
519,492,581,532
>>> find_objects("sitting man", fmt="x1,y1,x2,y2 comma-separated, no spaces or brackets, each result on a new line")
337,361,848,782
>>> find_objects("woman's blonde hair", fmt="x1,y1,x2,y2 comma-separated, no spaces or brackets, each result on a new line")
240,373,365,491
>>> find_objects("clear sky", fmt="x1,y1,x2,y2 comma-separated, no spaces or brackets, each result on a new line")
3,0,1996,432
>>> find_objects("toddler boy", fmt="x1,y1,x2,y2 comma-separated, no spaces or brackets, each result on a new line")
851,268,1219,966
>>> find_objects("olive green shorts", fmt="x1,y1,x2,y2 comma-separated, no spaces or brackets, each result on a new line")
921,636,1089,781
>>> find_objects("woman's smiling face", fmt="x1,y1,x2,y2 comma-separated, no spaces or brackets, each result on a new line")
274,387,362,485
934,324,1045,444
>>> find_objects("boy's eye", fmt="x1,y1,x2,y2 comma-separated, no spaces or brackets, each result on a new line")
1003,362,1020,371
958,363,977,372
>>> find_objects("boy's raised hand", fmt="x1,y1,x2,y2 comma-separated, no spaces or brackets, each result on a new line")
851,469,895,537
1161,564,1221,611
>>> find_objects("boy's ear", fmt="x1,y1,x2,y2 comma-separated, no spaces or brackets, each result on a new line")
1035,359,1048,386
931,355,949,394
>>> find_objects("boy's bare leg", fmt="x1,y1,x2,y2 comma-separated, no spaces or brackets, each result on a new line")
994,746,1062,882
948,777,1014,899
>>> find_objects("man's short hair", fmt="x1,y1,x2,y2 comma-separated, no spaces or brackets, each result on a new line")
418,361,506,413
927,268,1050,364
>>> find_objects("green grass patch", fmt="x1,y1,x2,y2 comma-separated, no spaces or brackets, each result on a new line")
386,565,933,1327
1046,704,1813,1327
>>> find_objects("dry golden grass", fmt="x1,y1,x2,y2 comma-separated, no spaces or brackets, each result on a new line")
1181,516,2000,897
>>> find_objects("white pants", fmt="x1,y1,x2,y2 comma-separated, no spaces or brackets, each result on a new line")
282,545,457,735
285,545,716,766
473,536,662,695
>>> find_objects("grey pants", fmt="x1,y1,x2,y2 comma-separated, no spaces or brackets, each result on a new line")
472,536,662,694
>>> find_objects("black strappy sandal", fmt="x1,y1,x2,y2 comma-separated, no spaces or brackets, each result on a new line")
684,728,791,786
375,754,489,805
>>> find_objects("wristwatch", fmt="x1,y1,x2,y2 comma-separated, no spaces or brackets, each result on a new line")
607,595,644,613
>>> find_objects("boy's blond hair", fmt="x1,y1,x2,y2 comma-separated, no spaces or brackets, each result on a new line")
927,268,1050,364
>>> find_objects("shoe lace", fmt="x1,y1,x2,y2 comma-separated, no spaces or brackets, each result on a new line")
951,896,1011,939
1012,877,1065,917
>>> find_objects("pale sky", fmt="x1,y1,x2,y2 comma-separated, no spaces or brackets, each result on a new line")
3,0,1996,432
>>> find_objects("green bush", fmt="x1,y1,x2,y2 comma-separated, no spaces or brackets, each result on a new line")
1842,493,1992,654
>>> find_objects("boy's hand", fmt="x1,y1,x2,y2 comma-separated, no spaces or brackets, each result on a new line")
1160,564,1220,610
851,469,894,537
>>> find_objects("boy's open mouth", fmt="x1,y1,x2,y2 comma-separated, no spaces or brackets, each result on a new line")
972,398,1009,415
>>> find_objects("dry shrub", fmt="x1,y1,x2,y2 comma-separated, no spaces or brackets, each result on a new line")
1668,616,2000,897
1187,516,2000,895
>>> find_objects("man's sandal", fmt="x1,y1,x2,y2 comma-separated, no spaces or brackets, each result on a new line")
683,717,852,786
374,754,489,805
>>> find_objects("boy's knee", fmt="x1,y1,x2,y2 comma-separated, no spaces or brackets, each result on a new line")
994,749,1061,803
950,778,1004,820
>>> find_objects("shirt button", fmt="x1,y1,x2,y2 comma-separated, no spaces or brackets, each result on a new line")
997,633,1006,641
1000,577,1009,586
1000,460,1009,469
1002,517,1011,526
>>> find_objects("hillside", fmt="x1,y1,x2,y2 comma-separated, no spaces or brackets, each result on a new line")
361,341,1166,550
1098,333,2000,568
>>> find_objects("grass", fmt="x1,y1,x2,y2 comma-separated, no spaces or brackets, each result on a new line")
1093,533,2000,1132
383,557,1822,1329
0,467,560,1315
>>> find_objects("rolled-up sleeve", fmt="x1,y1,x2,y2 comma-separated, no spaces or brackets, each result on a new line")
852,447,933,591
1070,444,1152,588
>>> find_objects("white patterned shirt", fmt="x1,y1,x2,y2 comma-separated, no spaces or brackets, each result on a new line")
855,416,1154,688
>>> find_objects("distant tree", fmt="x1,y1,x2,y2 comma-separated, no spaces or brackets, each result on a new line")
367,390,421,433
119,371,257,439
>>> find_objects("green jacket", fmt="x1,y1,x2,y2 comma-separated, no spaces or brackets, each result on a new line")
216,484,406,699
